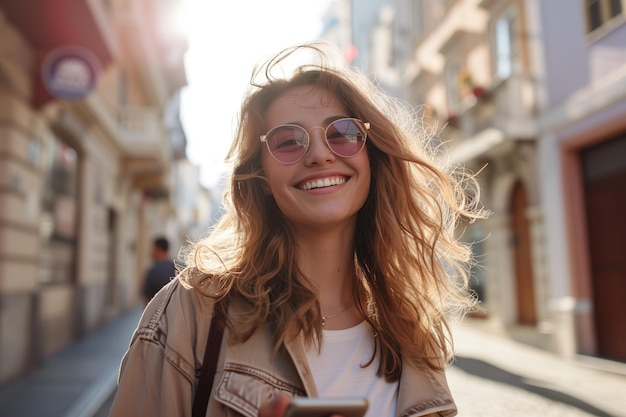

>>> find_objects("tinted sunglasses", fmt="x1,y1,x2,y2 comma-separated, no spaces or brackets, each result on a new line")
260,118,370,164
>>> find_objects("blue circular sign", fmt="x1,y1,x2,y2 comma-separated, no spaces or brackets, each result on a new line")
41,45,101,100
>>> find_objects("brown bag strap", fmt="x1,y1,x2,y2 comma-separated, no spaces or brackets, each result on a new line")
192,304,225,417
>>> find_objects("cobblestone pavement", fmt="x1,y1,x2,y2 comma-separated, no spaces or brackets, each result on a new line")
449,320,626,417
448,365,605,417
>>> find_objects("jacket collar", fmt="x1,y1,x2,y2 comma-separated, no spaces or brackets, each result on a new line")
284,332,319,397
396,363,456,417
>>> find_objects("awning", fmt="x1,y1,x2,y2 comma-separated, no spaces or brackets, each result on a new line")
0,0,113,106
447,127,505,166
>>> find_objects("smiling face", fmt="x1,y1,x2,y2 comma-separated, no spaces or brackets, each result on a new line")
261,85,371,233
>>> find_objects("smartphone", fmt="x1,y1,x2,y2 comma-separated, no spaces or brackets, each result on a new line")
283,397,368,417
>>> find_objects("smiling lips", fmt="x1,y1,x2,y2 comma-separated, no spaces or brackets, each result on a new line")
298,175,347,190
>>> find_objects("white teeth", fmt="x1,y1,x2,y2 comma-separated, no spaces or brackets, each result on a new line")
300,176,346,190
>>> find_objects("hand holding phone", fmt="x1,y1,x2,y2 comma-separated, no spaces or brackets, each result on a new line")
283,397,368,417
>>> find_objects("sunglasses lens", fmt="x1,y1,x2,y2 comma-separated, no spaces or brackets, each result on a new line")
266,125,308,163
326,119,367,157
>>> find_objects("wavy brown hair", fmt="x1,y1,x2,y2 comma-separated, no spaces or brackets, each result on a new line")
180,42,486,381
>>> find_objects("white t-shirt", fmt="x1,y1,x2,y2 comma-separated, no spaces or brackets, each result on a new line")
305,321,398,417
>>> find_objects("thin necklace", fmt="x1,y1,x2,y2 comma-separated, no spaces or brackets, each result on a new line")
321,304,351,326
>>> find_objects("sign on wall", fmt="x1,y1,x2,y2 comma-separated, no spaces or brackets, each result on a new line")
41,45,101,101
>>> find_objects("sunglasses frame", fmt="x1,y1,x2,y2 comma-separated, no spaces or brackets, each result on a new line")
260,117,370,164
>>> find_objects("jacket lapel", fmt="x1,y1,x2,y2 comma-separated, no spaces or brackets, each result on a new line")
284,334,320,397
396,364,457,417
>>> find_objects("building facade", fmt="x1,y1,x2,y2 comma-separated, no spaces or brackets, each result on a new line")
0,0,193,385
323,0,626,363
534,0,626,362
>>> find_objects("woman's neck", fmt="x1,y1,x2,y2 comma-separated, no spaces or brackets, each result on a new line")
292,224,357,315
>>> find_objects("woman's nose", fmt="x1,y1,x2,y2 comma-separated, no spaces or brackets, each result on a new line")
304,127,335,165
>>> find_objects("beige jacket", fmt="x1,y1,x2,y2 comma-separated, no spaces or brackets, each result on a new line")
109,279,457,417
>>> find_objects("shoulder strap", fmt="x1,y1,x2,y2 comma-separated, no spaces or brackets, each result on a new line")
192,304,225,417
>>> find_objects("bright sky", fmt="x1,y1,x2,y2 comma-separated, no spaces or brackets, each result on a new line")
180,0,334,189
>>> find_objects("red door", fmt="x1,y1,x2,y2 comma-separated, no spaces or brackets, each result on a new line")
584,170,626,361
511,182,537,325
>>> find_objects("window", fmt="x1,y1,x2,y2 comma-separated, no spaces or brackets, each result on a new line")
409,0,424,40
493,9,519,80
39,137,79,284
468,223,488,304
585,0,624,32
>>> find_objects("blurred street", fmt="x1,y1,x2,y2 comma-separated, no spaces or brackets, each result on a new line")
449,320,626,417
2,2,626,415
0,308,624,417
0,306,142,417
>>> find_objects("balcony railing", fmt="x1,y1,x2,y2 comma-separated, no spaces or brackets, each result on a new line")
453,72,538,140
117,106,171,170
442,73,538,165
491,73,538,138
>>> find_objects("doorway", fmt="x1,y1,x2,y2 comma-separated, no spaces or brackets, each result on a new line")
511,181,537,325
582,135,626,362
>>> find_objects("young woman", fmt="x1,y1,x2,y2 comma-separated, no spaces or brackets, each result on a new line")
109,42,485,417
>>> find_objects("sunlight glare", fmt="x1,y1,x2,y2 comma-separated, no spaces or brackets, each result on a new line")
180,0,333,188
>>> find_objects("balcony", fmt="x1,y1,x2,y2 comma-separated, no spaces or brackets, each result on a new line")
454,73,538,138
118,105,171,178
446,73,539,164
69,91,172,197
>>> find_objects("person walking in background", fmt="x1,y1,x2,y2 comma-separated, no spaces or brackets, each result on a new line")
109,42,486,417
141,236,176,304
